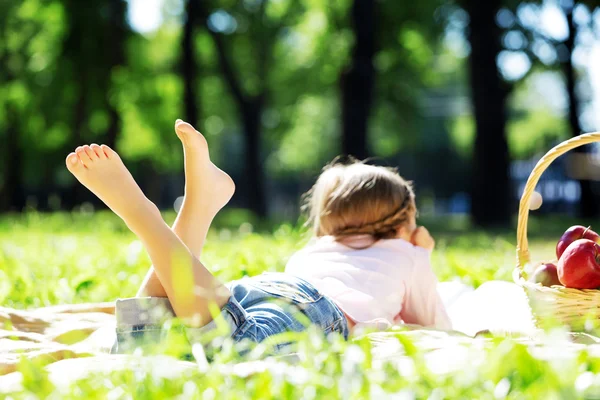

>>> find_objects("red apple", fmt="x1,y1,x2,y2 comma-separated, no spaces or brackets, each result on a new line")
558,239,600,289
529,263,561,286
556,225,600,259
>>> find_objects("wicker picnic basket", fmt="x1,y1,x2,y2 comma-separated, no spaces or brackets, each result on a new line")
514,132,600,330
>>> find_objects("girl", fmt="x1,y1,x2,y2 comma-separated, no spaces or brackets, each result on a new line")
64,120,449,355
286,161,451,332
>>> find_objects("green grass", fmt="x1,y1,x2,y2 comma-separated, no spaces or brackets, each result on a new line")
0,210,568,308
2,211,600,398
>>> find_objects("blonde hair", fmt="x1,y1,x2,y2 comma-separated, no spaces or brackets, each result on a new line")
303,158,417,241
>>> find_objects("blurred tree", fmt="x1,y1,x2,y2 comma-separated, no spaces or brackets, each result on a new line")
460,0,511,227
511,0,600,216
58,0,129,149
0,56,25,211
196,1,304,217
0,0,65,212
14,0,598,221
340,0,376,159
496,1,600,217
561,1,600,218
105,0,128,150
0,1,28,212
182,0,200,126
264,1,354,178
338,0,446,160
48,0,131,207
1,106,23,212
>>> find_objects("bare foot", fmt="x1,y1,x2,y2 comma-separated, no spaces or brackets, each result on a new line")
65,144,159,227
175,120,235,213
134,121,235,298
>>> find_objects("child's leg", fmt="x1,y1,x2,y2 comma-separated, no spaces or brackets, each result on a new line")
137,120,235,297
66,143,230,325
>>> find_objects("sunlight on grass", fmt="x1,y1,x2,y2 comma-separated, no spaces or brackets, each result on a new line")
0,211,570,307
2,211,599,398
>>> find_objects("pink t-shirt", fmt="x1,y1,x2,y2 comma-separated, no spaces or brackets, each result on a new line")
285,235,452,330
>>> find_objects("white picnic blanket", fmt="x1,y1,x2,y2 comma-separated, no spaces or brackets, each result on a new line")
438,280,536,336
0,281,539,392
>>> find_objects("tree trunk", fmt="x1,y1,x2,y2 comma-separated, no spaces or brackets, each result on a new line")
106,107,120,150
1,104,25,212
105,0,127,149
563,6,599,218
197,3,267,217
241,98,267,217
58,0,91,209
464,0,511,227
182,0,200,126
63,71,89,209
340,0,376,160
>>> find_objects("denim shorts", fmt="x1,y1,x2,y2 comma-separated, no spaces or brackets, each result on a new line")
112,273,349,355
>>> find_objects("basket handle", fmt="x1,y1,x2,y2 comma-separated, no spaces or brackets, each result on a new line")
517,132,600,270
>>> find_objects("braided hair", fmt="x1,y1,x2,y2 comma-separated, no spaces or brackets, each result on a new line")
303,158,417,242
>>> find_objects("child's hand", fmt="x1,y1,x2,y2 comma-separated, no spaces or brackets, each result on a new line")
411,226,435,251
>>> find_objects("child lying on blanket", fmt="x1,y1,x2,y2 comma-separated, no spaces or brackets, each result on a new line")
63,119,450,354
285,159,451,332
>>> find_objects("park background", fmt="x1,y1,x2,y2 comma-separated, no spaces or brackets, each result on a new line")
2,0,600,226
4,1,600,398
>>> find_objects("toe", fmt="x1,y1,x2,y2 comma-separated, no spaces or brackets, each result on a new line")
175,120,196,135
175,120,208,150
76,147,92,166
65,152,83,173
90,144,106,160
174,119,185,129
83,145,98,161
100,144,118,159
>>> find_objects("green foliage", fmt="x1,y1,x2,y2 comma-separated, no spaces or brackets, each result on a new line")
0,210,572,306
0,211,303,307
448,97,570,161
0,0,67,176
507,108,569,158
115,30,183,169
0,0,454,190
448,114,475,157
2,0,587,215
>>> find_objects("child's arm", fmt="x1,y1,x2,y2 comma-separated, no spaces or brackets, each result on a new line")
410,226,435,251
398,243,452,330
